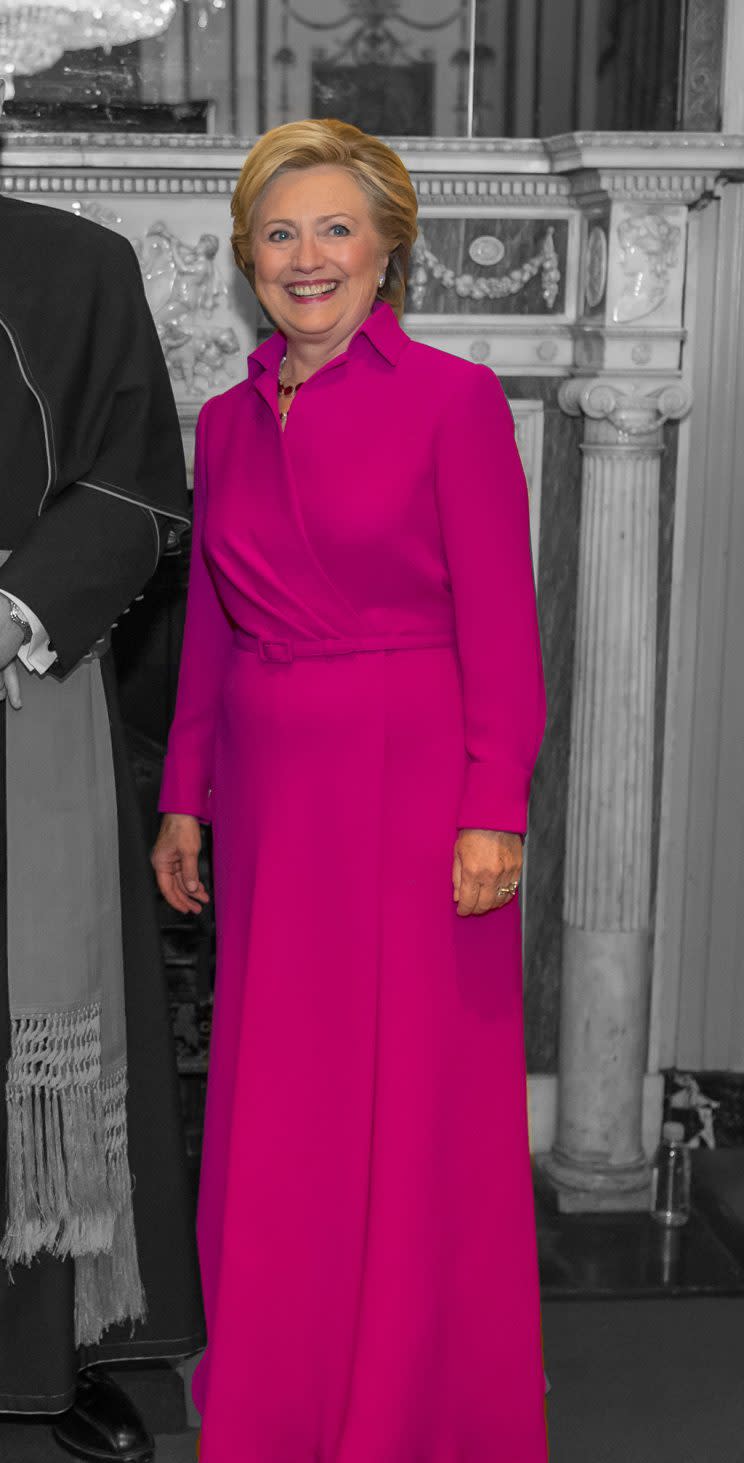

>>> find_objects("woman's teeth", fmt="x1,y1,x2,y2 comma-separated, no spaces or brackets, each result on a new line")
287,282,338,297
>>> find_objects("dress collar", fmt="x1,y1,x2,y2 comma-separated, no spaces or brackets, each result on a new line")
354,299,409,364
246,299,408,383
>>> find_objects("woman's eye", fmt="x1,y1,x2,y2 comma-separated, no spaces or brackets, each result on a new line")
269,229,291,242
329,224,350,237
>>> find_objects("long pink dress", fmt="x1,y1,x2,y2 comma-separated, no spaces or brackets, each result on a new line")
159,301,548,1462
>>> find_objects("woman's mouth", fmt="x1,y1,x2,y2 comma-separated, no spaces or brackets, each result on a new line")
285,281,339,300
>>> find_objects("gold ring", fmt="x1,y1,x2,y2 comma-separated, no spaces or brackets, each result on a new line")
497,881,519,897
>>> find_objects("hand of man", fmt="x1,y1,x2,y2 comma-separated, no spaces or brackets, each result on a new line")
0,660,23,710
0,596,26,674
151,813,210,915
452,829,523,917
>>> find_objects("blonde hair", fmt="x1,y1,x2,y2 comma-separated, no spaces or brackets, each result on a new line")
231,118,418,319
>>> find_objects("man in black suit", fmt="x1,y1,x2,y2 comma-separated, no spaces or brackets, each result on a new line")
0,78,205,1463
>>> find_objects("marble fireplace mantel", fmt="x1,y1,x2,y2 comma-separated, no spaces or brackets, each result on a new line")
3,130,742,408
2,127,744,171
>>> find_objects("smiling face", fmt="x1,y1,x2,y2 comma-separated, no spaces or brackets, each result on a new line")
251,165,390,352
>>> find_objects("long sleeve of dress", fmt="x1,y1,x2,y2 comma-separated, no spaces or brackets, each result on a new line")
158,402,234,823
434,365,546,836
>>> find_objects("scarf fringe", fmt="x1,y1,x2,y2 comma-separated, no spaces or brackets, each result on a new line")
74,1071,148,1346
1,1006,147,1346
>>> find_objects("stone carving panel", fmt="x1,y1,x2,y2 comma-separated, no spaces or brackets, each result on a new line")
583,225,608,311
607,206,686,327
20,190,253,402
407,217,568,316
134,220,241,396
468,234,506,267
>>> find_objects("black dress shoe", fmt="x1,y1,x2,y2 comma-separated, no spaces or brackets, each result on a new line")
52,1368,155,1463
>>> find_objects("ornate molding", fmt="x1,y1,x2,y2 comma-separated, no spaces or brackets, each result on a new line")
402,319,574,374
0,167,575,206
679,0,726,132
546,130,744,173
0,171,237,195
0,130,550,170
391,137,550,171
559,376,692,439
1,132,249,151
3,129,743,186
549,129,743,207
576,170,720,204
409,225,560,310
415,175,571,205
572,323,687,375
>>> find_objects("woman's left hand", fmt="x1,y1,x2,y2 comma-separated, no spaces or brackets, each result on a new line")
452,829,523,917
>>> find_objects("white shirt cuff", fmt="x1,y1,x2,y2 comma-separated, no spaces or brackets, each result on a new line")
0,592,57,674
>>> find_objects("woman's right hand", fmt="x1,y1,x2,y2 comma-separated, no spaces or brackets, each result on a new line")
151,813,210,915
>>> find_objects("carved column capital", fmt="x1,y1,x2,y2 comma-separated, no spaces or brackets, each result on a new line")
558,375,692,442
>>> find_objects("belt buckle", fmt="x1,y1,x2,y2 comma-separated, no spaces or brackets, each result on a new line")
258,638,293,664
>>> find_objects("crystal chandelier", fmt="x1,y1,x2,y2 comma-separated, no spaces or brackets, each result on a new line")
0,0,176,96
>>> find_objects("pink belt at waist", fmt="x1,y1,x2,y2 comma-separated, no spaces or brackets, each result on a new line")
233,628,455,664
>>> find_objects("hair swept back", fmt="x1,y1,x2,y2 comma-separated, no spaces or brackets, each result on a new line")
230,118,418,319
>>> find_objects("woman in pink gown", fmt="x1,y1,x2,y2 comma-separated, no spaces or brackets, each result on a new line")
153,119,548,1463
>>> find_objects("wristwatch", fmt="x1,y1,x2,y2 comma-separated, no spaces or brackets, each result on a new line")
6,599,32,645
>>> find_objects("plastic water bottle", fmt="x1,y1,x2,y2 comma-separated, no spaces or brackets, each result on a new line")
650,1120,691,1227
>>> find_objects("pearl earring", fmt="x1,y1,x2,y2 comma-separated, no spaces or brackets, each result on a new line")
378,273,386,289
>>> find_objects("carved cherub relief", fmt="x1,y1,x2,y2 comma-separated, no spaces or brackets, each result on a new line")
134,221,239,394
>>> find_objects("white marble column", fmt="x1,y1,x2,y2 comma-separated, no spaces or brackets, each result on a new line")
542,378,690,1211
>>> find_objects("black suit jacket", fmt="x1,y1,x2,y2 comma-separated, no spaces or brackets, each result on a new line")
0,196,190,675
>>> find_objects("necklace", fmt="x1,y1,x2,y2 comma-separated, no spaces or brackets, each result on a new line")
278,354,305,424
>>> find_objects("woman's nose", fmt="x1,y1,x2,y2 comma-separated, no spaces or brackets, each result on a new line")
290,233,325,273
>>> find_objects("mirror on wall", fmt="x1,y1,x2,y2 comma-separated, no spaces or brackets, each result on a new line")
0,0,711,138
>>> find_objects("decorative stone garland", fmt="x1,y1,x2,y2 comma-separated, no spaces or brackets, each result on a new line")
409,226,560,310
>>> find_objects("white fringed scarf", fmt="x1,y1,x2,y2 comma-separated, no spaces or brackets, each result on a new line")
0,573,146,1345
